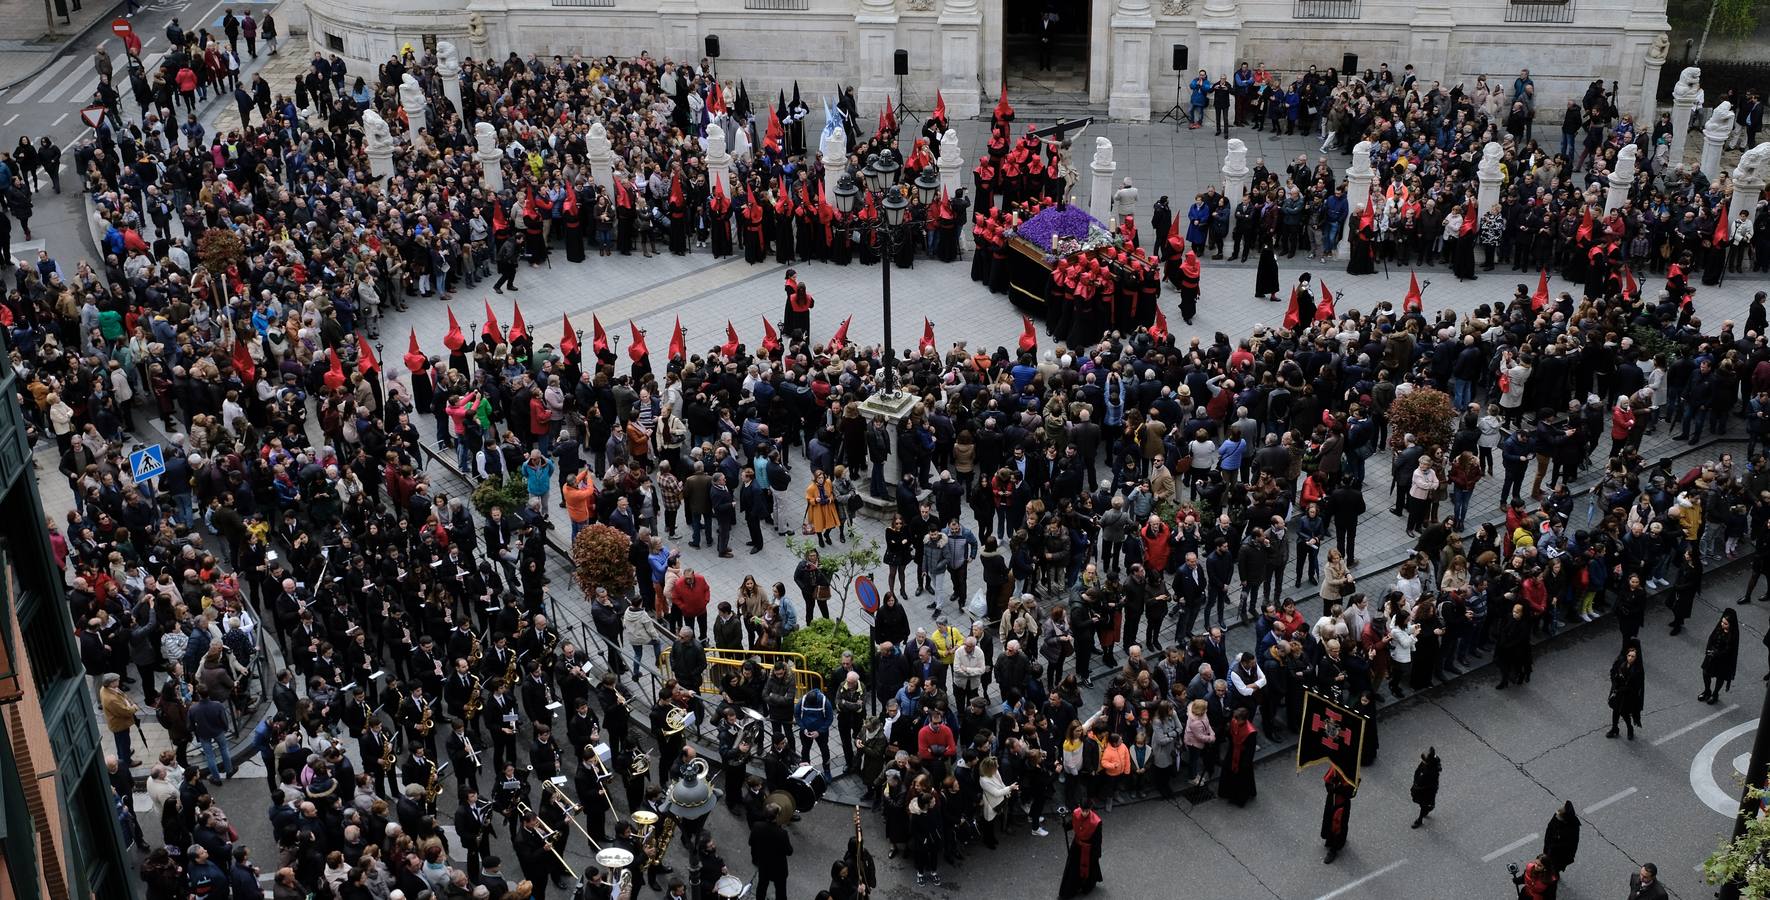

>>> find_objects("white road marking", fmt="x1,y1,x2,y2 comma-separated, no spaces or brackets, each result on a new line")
51,113,67,126
1481,833,1538,863
39,58,97,106
9,55,78,104
1583,787,1637,814
2,115,16,126
1313,859,1408,900
1656,704,1741,746
1692,719,1757,816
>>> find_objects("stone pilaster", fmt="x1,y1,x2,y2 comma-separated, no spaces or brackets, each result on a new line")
1089,138,1117,226
1107,0,1155,122
855,0,899,118
938,0,982,119
1195,0,1240,78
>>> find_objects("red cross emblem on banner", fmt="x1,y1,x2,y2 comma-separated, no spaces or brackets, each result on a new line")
1312,709,1347,751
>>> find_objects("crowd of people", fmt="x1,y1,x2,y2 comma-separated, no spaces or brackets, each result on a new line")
14,21,1763,900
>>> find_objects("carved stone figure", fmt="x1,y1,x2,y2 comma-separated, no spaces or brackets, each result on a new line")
1350,140,1374,177
1160,0,1193,14
706,124,728,162
938,128,962,169
1672,67,1702,103
363,110,394,153
1646,33,1669,64
400,74,426,113
466,12,486,41
474,122,498,157
1092,136,1114,169
1735,142,1770,186
1705,101,1736,141
435,41,459,73
906,0,934,10
1222,138,1248,175
1478,142,1503,181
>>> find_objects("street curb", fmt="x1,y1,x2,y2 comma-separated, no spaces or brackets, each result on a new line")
0,0,126,92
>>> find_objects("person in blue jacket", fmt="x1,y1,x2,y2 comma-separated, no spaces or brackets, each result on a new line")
795,685,835,775
1188,70,1210,128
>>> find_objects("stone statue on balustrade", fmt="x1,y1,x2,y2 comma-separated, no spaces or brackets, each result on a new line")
363,110,395,154
1672,67,1702,103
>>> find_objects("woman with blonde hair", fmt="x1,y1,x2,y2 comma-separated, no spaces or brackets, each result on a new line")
1181,698,1216,786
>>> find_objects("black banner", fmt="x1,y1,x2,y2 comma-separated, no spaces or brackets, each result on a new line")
1295,690,1367,785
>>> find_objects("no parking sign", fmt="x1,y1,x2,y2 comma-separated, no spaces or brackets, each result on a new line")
854,575,879,615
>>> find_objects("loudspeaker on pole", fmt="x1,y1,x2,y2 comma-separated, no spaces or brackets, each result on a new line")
894,49,909,76
705,35,720,59
1172,44,1188,72
1341,52,1358,75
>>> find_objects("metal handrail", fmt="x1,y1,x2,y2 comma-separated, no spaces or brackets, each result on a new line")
659,646,824,698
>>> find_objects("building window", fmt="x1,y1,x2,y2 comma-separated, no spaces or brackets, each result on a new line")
1504,0,1574,22
1293,0,1359,17
325,32,344,52
746,0,810,8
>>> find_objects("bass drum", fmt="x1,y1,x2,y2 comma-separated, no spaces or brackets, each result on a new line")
786,763,827,811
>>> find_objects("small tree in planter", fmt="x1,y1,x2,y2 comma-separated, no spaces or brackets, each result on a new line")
1386,388,1456,452
785,536,882,618
196,227,245,296
782,619,873,687
572,523,636,599
470,475,530,518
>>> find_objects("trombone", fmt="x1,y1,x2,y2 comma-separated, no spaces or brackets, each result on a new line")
543,777,600,851
517,801,577,879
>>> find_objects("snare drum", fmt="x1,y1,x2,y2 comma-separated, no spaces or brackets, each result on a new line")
786,763,827,810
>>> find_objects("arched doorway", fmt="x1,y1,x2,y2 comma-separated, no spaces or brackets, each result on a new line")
1003,0,1090,97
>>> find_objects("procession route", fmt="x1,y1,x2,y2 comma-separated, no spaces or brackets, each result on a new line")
1311,859,1407,900
1652,705,1741,747
1583,787,1639,814
1481,833,1539,863
1692,720,1757,816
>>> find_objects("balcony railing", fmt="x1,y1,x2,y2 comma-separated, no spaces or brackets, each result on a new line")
1504,0,1575,22
1293,0,1360,18
746,0,809,8
549,0,615,7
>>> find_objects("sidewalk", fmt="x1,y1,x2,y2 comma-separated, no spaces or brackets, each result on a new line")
0,0,123,90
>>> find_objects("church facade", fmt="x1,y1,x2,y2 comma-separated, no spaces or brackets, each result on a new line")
303,0,1670,123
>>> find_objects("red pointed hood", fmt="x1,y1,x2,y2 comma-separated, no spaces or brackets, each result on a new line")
761,317,781,354
563,181,578,217
670,173,685,208
509,302,528,343
709,82,727,116
829,315,853,350
1018,315,1036,352
560,314,580,358
1403,272,1423,313
1531,269,1550,311
1181,250,1201,278
232,334,256,383
994,82,1013,120
722,321,741,357
357,333,380,374
1315,281,1336,322
324,348,346,391
934,90,947,124
444,305,466,351
492,201,510,235
483,298,503,344
1283,285,1303,330
592,314,610,355
628,320,649,361
1150,306,1169,343
919,318,936,355
764,105,784,154
1715,199,1732,243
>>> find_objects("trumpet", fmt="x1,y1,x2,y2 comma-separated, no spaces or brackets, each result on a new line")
543,778,599,849
460,732,482,769
517,801,578,879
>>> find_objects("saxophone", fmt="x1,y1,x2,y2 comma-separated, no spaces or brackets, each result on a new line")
424,761,442,805
504,648,519,687
643,814,676,870
468,632,483,669
378,731,396,772
464,675,484,721
417,701,434,737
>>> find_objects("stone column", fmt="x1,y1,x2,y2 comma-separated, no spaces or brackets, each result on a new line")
938,129,969,248
1639,34,1668,126
1731,143,1770,226
657,0,700,64
586,123,616,200
364,111,395,181
1346,140,1375,216
820,126,847,206
435,43,463,125
706,125,733,201
1476,141,1503,213
1701,102,1734,182
1107,0,1155,122
1088,138,1117,226
1407,0,1455,87
1195,0,1241,79
1606,144,1638,214
1221,138,1249,200
855,0,899,118
1670,67,1700,166
938,0,982,119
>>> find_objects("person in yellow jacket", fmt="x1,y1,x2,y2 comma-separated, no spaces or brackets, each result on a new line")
929,616,965,667
100,672,142,767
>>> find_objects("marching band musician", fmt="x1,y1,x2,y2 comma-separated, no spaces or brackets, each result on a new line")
360,716,400,798
596,672,631,760
401,681,439,755
446,613,478,664
400,743,441,803
558,651,595,712
649,684,689,788
538,780,576,889
573,741,615,842
446,716,483,799
483,632,517,682
716,706,750,813
521,612,562,668
514,809,567,900
523,658,559,729
446,657,480,739
335,683,369,738
344,628,378,707
623,747,651,812
693,832,730,900
613,821,649,888
531,722,565,781
489,677,522,771
566,697,602,769
493,761,531,831
409,634,446,698
455,785,496,882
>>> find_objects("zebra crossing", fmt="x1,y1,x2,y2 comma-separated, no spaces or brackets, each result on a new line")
7,46,168,109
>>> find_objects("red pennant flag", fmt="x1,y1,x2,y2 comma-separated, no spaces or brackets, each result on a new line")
1150,306,1169,343
560,314,580,358
592,315,610,355
356,333,380,374
1018,315,1037,352
324,348,346,391
483,299,503,344
934,90,947,123
1315,281,1336,322
232,334,256,383
882,101,897,137
492,201,510,237
1403,272,1423,313
918,318,936,355
1715,200,1732,244
443,305,466,351
404,328,426,372
830,315,852,350
761,317,782,354
722,321,741,357
1283,285,1303,330
628,320,649,362
668,316,685,361
1531,269,1550,311
509,302,528,342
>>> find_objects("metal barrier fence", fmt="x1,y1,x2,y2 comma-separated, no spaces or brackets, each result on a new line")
659,647,823,699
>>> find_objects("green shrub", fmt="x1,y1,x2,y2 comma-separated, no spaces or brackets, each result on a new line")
572,523,636,598
782,618,872,686
471,475,530,518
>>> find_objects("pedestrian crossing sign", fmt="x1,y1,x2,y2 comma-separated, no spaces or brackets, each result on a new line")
129,443,164,484
80,106,106,129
